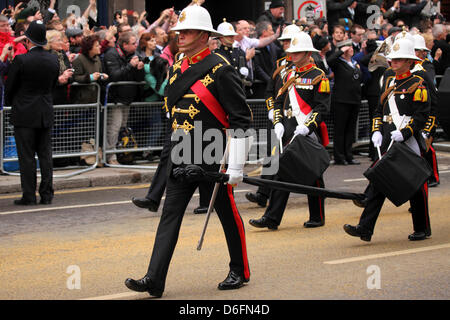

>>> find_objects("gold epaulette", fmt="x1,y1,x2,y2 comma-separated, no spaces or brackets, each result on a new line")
318,77,330,93
413,77,427,102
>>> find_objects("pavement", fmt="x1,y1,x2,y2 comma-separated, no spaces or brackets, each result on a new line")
1,140,450,195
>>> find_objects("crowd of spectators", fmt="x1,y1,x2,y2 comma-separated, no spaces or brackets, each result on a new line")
0,0,449,165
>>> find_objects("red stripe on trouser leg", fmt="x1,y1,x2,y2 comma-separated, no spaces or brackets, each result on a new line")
227,184,250,280
430,146,439,182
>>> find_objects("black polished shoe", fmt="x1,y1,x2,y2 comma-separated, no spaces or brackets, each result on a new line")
343,224,372,242
132,197,159,212
40,198,52,205
408,231,431,241
245,192,267,207
193,206,208,214
346,159,360,165
13,198,37,206
303,220,325,228
352,198,367,208
248,217,278,230
332,160,347,165
218,271,248,290
124,276,163,298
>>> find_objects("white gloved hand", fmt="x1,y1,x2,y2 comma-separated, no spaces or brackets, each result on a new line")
268,109,274,122
166,112,170,119
422,131,429,140
239,67,249,78
371,131,383,147
226,137,252,186
274,123,284,141
226,167,244,186
294,123,310,136
390,130,404,142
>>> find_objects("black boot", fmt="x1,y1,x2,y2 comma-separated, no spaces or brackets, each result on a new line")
14,198,37,205
303,220,325,228
124,276,163,298
343,224,372,242
131,197,159,212
352,198,367,208
408,230,431,241
193,206,208,214
218,271,248,290
248,217,278,230
245,192,267,207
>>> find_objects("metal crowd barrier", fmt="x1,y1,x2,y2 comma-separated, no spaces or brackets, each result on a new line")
0,83,101,178
102,81,166,169
7,75,446,177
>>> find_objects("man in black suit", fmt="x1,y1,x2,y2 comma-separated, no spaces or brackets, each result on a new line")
5,20,60,205
253,21,283,98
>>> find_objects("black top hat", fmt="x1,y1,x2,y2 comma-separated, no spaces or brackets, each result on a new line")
270,0,285,9
24,20,47,46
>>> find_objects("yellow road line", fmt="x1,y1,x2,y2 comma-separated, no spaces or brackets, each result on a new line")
80,292,141,300
323,243,450,265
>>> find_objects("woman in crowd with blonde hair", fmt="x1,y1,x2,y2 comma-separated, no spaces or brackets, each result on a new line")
45,30,74,105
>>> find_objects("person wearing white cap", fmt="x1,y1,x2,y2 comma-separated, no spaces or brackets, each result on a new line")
245,22,300,208
344,37,432,242
413,33,440,188
374,34,439,190
249,31,331,230
214,18,250,84
125,4,252,297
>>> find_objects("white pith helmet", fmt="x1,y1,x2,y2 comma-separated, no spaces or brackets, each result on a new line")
285,31,319,53
394,30,414,43
217,18,237,37
413,34,430,52
387,38,421,61
278,22,301,41
171,5,222,37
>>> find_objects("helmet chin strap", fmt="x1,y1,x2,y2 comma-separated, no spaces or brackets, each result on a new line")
293,53,311,67
178,30,206,50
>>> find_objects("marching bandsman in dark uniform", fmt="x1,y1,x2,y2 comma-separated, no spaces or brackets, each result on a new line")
245,23,300,208
124,5,253,297
413,33,440,187
5,21,60,205
248,32,330,230
214,19,250,87
344,38,432,242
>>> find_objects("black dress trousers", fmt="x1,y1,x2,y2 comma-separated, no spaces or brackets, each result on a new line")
14,127,54,202
145,172,250,292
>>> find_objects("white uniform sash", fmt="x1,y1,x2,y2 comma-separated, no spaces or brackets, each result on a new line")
287,71,312,125
387,78,419,155
387,78,411,130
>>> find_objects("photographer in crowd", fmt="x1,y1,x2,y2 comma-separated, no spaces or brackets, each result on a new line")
103,31,145,165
